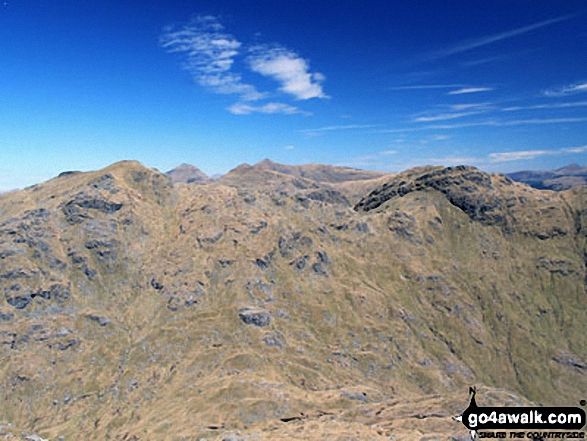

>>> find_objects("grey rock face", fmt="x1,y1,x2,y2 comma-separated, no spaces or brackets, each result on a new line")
86,315,111,327
238,307,271,327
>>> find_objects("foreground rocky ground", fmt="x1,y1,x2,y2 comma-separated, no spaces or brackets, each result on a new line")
1,160,585,440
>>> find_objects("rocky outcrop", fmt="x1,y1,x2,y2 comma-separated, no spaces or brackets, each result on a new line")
238,307,271,327
355,166,510,225
61,194,123,224
355,165,574,239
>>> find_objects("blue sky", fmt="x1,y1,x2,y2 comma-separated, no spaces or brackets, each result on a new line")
1,0,587,190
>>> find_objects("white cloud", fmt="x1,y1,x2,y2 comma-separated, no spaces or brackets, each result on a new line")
425,14,574,60
227,102,310,116
448,87,493,95
450,103,490,110
375,115,587,135
542,82,587,97
375,127,427,134
380,149,398,155
338,142,587,172
432,134,450,141
301,124,377,137
388,84,463,91
502,117,587,126
414,111,481,122
502,101,587,111
488,144,587,162
161,16,326,115
248,46,327,100
462,55,506,67
161,16,264,101
428,117,587,130
284,145,295,150
561,145,587,154
488,150,552,162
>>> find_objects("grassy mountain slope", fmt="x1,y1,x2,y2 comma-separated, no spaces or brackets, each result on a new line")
1,161,585,440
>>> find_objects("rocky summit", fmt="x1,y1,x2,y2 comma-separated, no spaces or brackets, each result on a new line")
1,160,586,440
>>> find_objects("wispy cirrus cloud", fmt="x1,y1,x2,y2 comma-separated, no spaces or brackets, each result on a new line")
335,141,587,171
492,117,587,126
462,55,506,67
160,16,264,101
462,48,541,68
448,87,493,95
375,115,587,135
502,100,587,111
428,117,587,130
425,14,574,61
248,46,327,100
375,127,434,134
388,84,463,91
543,82,587,97
488,145,587,162
305,123,378,132
366,144,587,170
488,149,552,162
161,15,326,115
564,146,587,154
380,149,398,155
414,111,481,122
394,144,587,169
301,124,378,137
450,103,491,110
449,102,495,112
228,102,311,115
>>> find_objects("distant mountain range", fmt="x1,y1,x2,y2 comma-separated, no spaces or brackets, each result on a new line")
166,158,386,185
506,163,587,190
166,161,587,192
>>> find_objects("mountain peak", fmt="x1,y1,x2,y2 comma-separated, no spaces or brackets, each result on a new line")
166,163,209,183
104,159,148,171
555,163,586,175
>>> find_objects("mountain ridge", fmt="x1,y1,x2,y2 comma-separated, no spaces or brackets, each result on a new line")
507,163,587,190
1,160,586,440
